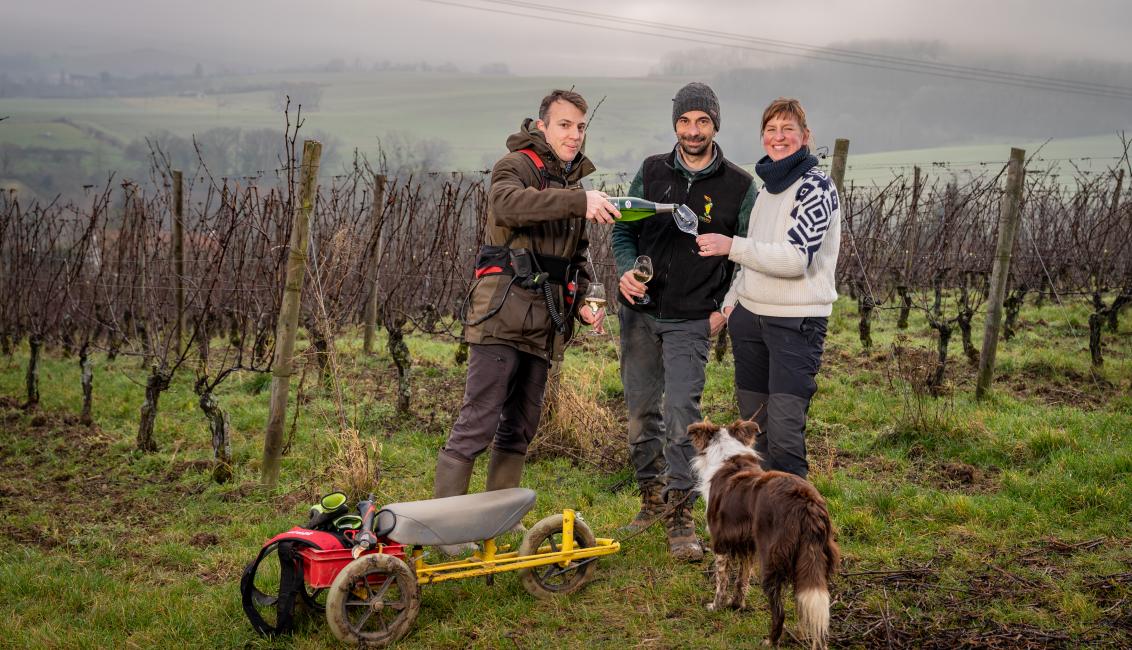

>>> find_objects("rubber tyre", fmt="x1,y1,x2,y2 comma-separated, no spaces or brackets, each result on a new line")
241,543,286,634
325,554,420,648
242,542,324,635
517,513,598,599
299,586,327,613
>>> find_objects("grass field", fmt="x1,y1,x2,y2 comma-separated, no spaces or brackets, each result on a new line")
830,134,1132,189
0,295,1129,648
3,70,1128,198
0,72,683,181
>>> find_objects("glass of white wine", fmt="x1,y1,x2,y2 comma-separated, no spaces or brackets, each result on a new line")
633,255,654,305
583,282,607,335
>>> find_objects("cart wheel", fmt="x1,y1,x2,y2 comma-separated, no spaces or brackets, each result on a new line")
517,513,598,599
249,544,327,613
325,554,420,648
242,542,325,634
300,586,327,613
242,543,285,633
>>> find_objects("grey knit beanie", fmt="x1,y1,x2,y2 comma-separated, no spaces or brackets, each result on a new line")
672,82,720,131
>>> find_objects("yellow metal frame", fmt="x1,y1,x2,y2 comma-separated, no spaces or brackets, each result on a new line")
407,509,620,585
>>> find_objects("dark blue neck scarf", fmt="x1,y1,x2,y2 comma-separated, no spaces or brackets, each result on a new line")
755,146,819,194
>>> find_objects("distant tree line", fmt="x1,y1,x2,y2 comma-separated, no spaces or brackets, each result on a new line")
0,126,343,200
0,70,216,100
657,42,1132,155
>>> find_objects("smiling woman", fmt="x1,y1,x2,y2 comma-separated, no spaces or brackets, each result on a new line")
761,98,810,162
695,95,841,480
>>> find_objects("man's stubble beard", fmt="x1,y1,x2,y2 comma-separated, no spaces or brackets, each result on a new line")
679,137,712,158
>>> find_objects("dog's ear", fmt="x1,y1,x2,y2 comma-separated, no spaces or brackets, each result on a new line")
686,420,719,451
728,419,760,446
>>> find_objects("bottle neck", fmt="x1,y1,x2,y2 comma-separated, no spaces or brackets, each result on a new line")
607,197,676,216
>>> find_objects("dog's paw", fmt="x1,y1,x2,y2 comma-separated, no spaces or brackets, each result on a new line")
705,602,719,612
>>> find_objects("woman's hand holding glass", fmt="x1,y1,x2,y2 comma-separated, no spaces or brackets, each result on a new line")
696,233,732,257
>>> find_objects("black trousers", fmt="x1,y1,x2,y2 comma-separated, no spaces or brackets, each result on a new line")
443,343,549,463
729,304,827,478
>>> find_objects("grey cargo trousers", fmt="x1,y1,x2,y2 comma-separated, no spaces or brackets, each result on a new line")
443,343,549,463
619,306,711,497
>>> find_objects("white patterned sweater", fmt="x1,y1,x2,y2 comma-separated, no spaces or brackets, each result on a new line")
722,168,841,317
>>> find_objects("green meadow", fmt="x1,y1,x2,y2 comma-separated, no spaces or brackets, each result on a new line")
0,295,1129,648
3,71,1127,197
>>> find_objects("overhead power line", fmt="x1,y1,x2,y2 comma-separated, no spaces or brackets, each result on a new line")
417,0,1132,101
478,0,1132,95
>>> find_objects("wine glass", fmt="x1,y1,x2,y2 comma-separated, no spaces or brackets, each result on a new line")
583,282,607,335
632,256,654,305
673,204,699,235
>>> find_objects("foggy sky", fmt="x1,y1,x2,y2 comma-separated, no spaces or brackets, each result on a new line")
3,0,1132,76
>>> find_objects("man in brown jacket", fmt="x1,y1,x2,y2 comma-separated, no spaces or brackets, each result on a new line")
432,90,617,550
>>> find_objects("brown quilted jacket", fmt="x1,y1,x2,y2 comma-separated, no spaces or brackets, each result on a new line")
463,119,595,361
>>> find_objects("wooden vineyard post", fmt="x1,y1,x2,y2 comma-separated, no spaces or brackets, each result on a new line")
362,174,387,354
976,148,1026,401
262,140,322,487
830,138,849,197
897,166,921,329
172,170,185,347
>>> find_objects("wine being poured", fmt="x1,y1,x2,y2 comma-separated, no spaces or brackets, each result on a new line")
605,197,699,235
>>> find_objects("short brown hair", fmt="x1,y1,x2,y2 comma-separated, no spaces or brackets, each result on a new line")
539,89,588,121
761,97,808,132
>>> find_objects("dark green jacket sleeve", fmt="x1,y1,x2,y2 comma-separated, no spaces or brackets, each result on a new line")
611,165,646,276
736,181,756,236
721,181,758,304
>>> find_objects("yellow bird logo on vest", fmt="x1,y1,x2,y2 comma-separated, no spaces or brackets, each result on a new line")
700,195,713,223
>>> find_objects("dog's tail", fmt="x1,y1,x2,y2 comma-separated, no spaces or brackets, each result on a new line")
794,499,841,650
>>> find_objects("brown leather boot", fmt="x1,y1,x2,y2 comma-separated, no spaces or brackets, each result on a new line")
663,488,703,562
619,480,665,533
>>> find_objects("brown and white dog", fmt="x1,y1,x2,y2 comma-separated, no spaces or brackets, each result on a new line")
689,419,840,650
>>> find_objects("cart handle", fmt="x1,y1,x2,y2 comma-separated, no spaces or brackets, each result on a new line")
352,495,378,559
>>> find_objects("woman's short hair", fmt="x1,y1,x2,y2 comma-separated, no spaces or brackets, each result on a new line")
761,97,808,132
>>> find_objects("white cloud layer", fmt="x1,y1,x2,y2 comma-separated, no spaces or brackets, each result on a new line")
3,0,1131,75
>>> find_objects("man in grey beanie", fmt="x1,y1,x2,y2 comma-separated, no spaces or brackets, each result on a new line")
672,81,721,132
611,82,756,561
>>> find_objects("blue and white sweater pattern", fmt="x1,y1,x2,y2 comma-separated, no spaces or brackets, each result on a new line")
723,167,841,317
786,171,839,268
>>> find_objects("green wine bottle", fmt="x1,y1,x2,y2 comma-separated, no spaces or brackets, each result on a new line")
606,197,700,235
605,196,675,222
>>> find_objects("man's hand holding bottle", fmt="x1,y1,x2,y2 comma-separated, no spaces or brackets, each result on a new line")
585,190,620,224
